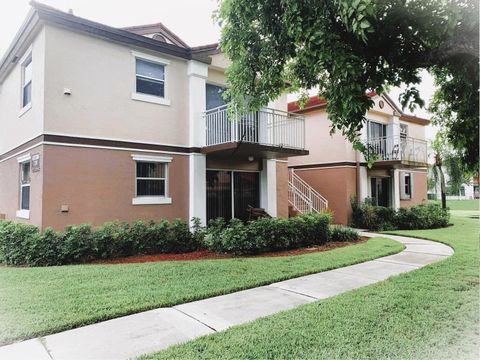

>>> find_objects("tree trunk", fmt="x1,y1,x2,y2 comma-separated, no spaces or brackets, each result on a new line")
435,153,447,209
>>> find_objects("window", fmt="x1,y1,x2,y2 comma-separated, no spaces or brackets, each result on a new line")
367,121,387,139
20,161,31,210
400,124,408,140
206,84,227,110
136,162,166,196
22,56,32,108
400,172,412,200
131,154,172,205
135,58,165,97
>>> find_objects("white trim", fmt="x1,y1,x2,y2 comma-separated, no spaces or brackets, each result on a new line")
131,154,172,163
17,153,31,163
288,160,358,167
16,209,30,219
132,196,172,205
18,102,32,117
131,92,171,106
0,143,41,164
131,50,171,65
275,159,289,163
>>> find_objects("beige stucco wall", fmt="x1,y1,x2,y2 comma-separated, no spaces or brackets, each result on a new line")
0,145,44,227
400,120,425,139
0,27,45,155
43,25,190,147
41,145,189,230
288,109,356,166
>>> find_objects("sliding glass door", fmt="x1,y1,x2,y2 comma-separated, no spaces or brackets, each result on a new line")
206,170,260,222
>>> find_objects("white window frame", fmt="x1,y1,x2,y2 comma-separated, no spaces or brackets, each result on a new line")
131,51,171,106
131,154,172,205
16,154,32,219
400,172,413,200
19,52,33,116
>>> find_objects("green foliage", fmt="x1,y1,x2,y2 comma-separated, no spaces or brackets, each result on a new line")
218,0,479,170
203,213,332,255
350,200,450,230
329,225,360,242
0,218,202,267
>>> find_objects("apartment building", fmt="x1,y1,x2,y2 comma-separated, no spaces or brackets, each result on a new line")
0,2,308,230
288,93,430,225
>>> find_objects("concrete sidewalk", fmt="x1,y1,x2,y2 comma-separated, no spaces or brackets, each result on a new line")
0,232,453,360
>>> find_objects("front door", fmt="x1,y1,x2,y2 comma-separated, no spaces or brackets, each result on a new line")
370,177,390,207
206,170,260,222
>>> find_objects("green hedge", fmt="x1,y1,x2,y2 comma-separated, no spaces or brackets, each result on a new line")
203,213,332,255
350,198,450,231
329,225,360,242
0,219,201,266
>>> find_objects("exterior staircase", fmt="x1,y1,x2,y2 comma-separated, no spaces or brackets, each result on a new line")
288,169,328,215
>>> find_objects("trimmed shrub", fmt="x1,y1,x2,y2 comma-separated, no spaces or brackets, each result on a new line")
396,203,450,230
203,212,332,256
0,217,202,267
28,228,63,266
329,225,359,242
350,199,450,231
94,221,131,259
0,221,39,265
62,224,96,264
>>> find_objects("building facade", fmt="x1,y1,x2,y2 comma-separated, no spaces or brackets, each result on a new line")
0,3,307,230
287,93,430,225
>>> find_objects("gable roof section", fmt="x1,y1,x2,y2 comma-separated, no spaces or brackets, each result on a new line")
121,22,189,48
0,1,219,83
288,91,430,125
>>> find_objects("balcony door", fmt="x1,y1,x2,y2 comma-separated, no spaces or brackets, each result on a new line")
206,170,260,222
367,120,387,159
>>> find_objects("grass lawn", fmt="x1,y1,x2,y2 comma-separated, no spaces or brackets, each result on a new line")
0,237,402,346
144,211,479,360
430,199,479,211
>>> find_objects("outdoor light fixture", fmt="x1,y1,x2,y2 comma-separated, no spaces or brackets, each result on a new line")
248,155,254,162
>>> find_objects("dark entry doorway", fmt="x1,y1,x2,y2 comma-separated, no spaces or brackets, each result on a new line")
206,170,260,222
370,177,390,207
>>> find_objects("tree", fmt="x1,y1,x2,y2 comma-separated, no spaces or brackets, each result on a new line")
218,0,479,170
431,132,448,209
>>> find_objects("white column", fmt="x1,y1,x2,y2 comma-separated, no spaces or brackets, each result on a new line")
189,153,206,225
392,168,401,210
187,60,208,147
358,165,369,201
260,159,278,217
187,60,208,225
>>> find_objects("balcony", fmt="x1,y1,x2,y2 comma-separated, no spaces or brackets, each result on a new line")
202,105,308,158
366,135,428,167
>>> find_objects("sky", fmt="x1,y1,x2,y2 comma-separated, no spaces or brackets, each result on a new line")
0,0,436,139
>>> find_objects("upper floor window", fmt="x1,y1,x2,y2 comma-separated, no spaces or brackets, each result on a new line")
367,120,386,139
400,124,408,140
206,84,227,110
22,56,32,108
136,58,165,98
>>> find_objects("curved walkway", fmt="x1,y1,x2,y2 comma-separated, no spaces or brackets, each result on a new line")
0,232,453,360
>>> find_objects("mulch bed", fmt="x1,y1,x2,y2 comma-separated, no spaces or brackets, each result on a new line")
92,237,368,265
